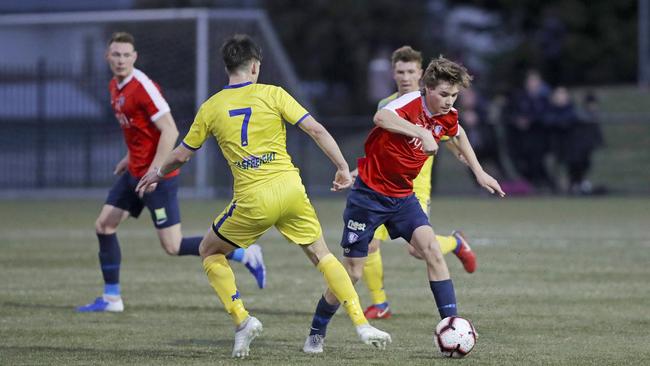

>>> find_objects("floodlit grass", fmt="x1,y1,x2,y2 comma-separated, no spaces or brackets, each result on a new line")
1,197,649,365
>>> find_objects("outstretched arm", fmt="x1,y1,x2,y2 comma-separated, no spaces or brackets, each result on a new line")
450,127,505,197
298,115,352,191
135,144,194,196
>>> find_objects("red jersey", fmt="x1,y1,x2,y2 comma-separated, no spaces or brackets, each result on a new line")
358,91,460,197
109,68,178,178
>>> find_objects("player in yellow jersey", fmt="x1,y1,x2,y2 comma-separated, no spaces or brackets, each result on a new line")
136,34,391,359
353,46,477,320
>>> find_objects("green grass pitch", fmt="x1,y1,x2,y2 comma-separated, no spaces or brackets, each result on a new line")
1,197,649,365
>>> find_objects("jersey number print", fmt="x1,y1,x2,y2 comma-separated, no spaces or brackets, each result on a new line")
229,107,252,146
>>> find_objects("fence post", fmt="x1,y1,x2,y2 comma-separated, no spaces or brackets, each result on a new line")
36,59,46,188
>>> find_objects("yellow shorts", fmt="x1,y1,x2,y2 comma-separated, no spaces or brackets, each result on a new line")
212,171,322,248
372,189,431,241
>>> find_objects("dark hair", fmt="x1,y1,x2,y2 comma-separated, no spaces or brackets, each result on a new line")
221,34,262,73
108,31,135,48
391,46,422,67
422,56,472,89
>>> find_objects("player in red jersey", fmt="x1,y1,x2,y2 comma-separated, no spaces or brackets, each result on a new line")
303,56,504,353
77,32,265,313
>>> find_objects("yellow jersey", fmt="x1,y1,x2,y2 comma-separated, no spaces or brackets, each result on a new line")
183,81,310,195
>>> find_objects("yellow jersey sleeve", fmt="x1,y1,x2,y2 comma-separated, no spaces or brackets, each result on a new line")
275,87,310,125
182,105,210,150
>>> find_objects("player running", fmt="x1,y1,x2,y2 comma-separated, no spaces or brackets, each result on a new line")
136,34,391,358
77,32,265,313
357,46,477,320
303,56,504,353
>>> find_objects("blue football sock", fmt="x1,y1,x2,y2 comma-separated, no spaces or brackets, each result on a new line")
309,296,340,336
453,236,462,254
226,248,245,262
430,279,458,319
375,301,389,310
178,236,201,256
104,283,121,296
97,233,121,292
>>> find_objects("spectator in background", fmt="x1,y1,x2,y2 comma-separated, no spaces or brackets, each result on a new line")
459,88,509,182
544,87,605,195
507,70,556,192
570,91,605,194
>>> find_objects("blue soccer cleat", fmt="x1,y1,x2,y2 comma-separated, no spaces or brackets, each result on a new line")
243,244,266,289
76,296,124,312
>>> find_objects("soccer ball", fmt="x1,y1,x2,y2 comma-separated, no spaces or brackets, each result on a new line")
433,316,477,358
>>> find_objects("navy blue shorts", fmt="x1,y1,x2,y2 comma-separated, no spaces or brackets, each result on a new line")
340,177,431,257
105,172,181,229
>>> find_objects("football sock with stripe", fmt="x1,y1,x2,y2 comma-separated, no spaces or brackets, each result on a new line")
203,254,249,325
436,235,458,255
178,236,202,256
430,279,458,318
317,253,367,327
362,249,387,305
97,233,121,295
309,295,340,336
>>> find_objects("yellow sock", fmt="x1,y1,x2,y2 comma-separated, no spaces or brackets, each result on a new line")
317,253,367,326
362,249,387,305
436,235,457,255
203,254,249,325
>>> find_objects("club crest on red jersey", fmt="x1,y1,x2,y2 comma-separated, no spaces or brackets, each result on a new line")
116,95,125,112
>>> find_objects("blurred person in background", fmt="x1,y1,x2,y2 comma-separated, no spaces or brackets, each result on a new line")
507,70,557,193
571,91,605,195
458,87,509,184
348,46,477,323
77,32,266,313
544,87,605,195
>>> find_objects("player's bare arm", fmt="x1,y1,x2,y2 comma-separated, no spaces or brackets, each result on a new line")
113,152,129,175
373,109,438,155
298,115,352,191
443,126,468,165
451,128,505,197
136,144,193,196
147,112,179,175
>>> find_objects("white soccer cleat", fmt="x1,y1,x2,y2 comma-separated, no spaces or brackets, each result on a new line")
232,316,263,358
356,324,392,350
302,334,325,354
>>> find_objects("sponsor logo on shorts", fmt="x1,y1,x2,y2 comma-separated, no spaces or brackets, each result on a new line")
347,219,366,231
154,208,168,225
347,232,359,243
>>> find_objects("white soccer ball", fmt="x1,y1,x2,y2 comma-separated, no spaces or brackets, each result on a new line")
433,316,477,358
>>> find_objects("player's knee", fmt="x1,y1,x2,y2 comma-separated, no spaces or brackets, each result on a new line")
346,262,364,283
407,245,424,260
419,242,444,264
95,217,117,235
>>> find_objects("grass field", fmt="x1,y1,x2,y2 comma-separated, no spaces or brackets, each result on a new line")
1,197,649,365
